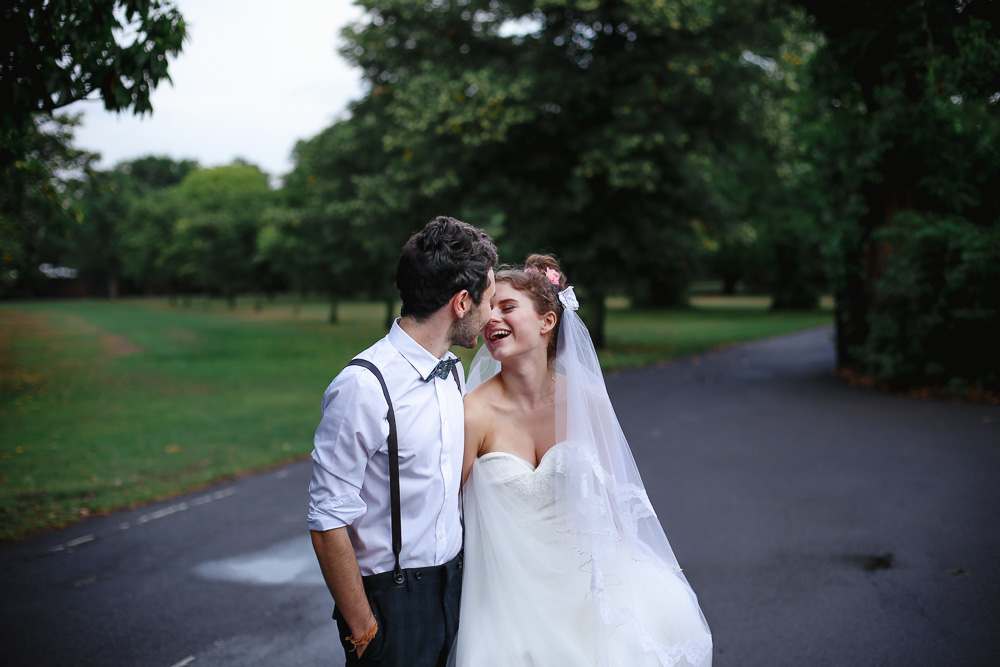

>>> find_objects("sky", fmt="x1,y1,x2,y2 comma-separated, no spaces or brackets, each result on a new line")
72,0,366,180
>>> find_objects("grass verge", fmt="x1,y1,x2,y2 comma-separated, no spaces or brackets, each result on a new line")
0,295,831,541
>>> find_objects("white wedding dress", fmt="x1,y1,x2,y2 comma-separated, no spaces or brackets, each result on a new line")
452,288,712,666
451,442,713,666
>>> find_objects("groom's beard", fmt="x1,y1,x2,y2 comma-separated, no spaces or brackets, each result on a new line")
449,309,486,349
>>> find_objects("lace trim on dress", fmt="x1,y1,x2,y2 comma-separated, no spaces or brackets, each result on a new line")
595,581,714,667
556,442,705,663
555,445,658,528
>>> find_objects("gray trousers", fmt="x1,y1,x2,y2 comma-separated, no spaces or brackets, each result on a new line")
334,552,463,667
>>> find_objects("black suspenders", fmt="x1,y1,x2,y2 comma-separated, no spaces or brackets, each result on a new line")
347,358,461,584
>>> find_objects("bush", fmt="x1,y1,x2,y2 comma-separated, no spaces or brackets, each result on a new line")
858,212,1000,391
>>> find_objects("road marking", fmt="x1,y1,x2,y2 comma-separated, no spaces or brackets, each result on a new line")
135,487,237,525
168,656,195,667
46,487,237,556
50,534,95,552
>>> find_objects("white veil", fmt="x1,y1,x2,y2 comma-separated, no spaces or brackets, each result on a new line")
466,286,712,666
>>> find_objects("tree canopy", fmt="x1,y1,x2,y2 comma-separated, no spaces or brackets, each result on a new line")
1,0,187,166
788,0,1000,389
330,0,803,342
5,0,998,392
1,0,188,297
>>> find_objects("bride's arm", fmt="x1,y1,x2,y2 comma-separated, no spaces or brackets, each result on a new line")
462,390,489,486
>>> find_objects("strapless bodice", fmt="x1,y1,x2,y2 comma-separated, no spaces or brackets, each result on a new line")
473,448,559,522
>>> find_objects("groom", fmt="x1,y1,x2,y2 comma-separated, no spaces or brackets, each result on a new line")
308,216,497,666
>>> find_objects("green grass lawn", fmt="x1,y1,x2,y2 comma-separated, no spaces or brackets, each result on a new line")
0,295,831,541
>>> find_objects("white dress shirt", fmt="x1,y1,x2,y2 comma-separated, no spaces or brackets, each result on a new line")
307,320,465,576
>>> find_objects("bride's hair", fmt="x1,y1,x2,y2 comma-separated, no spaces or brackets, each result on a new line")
495,254,568,360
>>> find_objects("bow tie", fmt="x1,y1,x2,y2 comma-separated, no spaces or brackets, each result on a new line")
426,357,458,382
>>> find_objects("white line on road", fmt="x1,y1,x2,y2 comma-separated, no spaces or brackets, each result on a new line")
135,487,237,525
50,534,95,552
46,487,238,555
168,656,195,667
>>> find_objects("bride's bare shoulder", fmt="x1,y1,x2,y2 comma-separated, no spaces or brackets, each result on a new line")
463,376,504,470
464,375,502,419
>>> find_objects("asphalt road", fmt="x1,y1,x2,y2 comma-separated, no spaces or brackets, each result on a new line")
2,326,998,666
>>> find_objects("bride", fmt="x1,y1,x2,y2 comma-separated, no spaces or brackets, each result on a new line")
452,255,712,666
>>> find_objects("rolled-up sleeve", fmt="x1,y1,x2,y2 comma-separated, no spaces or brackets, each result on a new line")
307,369,389,532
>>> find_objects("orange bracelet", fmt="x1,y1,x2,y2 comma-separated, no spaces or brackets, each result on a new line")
346,621,378,653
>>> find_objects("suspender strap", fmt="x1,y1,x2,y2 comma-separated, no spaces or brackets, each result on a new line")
347,359,404,584
347,357,463,584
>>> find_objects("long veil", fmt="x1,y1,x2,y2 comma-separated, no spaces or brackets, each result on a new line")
466,288,712,666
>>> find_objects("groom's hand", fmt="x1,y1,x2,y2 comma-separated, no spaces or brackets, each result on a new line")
355,625,378,658
310,528,378,656
349,614,379,658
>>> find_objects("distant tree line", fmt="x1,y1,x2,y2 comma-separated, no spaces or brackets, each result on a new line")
2,0,998,393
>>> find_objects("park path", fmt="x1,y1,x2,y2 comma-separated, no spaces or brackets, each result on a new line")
1,326,998,666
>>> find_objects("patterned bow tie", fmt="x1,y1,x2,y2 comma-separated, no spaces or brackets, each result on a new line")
426,357,458,382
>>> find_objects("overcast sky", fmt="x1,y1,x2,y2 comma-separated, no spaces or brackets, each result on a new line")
71,0,366,179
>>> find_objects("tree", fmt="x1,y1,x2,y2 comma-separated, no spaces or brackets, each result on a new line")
338,0,798,344
695,17,830,309
119,155,198,190
255,206,310,313
120,185,186,296
0,114,93,297
70,156,197,297
790,0,1000,388
1,0,187,297
71,167,132,297
1,0,187,168
171,164,273,308
285,99,436,325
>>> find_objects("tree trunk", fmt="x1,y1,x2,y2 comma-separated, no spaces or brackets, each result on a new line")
107,276,119,300
384,295,396,330
328,292,339,324
292,290,303,317
769,238,819,311
835,176,912,368
253,290,263,313
721,275,738,296
583,290,607,350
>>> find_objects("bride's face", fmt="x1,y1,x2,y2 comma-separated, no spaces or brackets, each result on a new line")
482,282,556,361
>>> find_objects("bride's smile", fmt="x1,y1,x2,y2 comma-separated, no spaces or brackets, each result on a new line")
482,283,555,360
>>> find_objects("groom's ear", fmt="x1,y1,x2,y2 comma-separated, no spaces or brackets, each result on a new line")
449,289,472,319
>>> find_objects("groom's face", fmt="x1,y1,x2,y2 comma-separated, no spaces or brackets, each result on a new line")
449,269,496,348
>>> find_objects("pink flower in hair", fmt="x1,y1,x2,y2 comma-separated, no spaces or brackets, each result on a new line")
524,266,562,287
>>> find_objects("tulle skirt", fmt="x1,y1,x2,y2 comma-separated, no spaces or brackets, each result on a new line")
450,452,712,667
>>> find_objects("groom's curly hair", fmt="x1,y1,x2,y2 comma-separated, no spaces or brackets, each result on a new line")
396,216,498,320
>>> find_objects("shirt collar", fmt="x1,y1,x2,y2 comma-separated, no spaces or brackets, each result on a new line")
387,319,458,380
